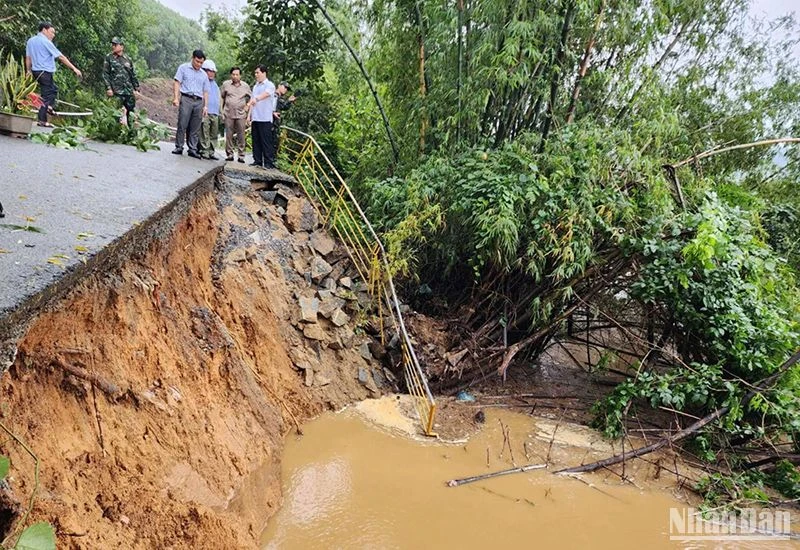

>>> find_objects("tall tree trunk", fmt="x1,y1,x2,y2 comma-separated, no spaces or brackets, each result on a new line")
565,0,605,124
480,1,515,137
614,19,692,124
416,1,428,154
311,0,400,166
539,0,576,152
456,0,464,146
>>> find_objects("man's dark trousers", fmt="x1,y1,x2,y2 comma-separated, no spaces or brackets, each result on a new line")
32,70,57,123
252,121,274,167
175,95,203,154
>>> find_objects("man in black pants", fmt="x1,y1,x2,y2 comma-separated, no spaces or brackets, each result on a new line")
246,65,276,168
25,21,82,127
171,50,210,158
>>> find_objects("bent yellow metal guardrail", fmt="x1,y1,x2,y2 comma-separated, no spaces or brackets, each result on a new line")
281,126,436,436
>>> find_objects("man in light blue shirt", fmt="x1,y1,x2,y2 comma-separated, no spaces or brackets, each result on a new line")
246,65,276,169
24,21,82,127
171,49,210,158
198,59,221,161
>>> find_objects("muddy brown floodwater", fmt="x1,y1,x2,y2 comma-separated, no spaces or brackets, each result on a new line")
261,398,799,550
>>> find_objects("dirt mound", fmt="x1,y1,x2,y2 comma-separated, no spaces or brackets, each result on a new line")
0,171,390,548
138,78,178,128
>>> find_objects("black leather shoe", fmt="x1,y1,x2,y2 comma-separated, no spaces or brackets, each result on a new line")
226,156,234,162
237,158,245,163
187,151,202,159
248,162,262,167
207,155,220,161
171,149,182,155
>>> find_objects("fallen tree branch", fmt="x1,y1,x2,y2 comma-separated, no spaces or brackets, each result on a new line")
671,137,800,168
497,259,631,377
556,348,800,474
446,463,547,487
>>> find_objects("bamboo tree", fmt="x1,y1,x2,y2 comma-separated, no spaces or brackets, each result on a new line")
456,0,464,146
539,0,576,151
565,0,605,124
415,0,428,154
310,0,400,166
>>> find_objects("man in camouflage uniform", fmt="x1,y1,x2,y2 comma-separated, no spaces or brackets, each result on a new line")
102,37,139,126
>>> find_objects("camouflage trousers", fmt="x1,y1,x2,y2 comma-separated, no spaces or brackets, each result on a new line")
199,114,220,159
116,94,135,126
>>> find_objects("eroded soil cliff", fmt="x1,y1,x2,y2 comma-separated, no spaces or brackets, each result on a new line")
0,171,388,548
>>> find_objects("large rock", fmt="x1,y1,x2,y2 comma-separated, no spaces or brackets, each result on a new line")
310,256,333,282
292,257,307,275
303,324,326,341
330,308,349,327
274,188,293,210
359,342,373,361
310,231,336,256
298,296,319,323
368,341,387,360
285,197,318,232
320,277,337,292
319,296,346,319
337,327,355,349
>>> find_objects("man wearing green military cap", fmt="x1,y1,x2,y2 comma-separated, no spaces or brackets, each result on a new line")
102,37,139,126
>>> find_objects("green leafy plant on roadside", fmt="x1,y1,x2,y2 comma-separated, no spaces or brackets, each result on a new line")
29,101,170,151
0,50,37,115
30,126,87,149
0,455,55,550
80,101,169,151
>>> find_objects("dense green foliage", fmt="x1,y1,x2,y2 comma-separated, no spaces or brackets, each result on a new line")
295,0,800,501
0,0,146,92
200,6,242,78
241,0,330,82
139,0,206,78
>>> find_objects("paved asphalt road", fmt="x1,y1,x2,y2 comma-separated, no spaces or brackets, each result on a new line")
0,135,223,314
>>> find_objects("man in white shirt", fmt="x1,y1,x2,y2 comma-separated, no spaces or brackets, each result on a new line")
246,64,276,169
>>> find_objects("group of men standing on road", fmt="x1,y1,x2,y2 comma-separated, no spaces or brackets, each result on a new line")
172,50,295,168
25,21,295,168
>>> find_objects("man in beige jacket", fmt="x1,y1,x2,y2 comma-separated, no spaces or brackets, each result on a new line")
220,66,252,163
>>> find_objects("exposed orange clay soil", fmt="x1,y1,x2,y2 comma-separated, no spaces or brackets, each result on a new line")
0,184,385,549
